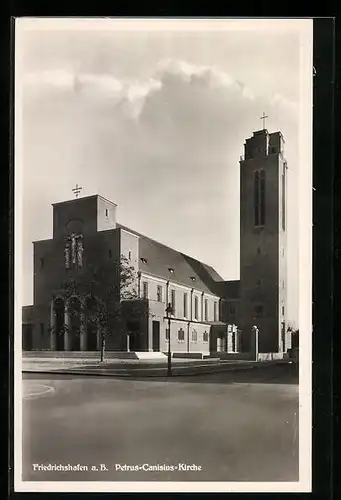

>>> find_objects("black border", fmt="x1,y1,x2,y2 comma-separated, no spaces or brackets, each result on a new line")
312,16,334,500
5,14,335,500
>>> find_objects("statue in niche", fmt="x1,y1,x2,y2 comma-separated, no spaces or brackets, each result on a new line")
65,233,84,268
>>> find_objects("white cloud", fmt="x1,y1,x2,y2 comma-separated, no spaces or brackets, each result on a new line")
25,69,74,89
155,58,255,98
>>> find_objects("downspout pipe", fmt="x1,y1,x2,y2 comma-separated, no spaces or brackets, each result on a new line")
188,288,194,353
190,288,194,321
166,280,170,355
187,321,190,353
166,281,170,307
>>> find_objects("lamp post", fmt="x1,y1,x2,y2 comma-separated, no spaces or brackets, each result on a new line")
252,325,259,361
165,302,173,377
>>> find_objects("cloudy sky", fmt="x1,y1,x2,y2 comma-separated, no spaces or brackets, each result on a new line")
16,19,312,326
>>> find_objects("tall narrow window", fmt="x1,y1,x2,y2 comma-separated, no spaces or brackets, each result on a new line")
77,238,83,268
157,285,162,302
260,169,266,226
142,281,148,299
194,296,198,319
204,299,208,321
183,293,188,318
282,165,286,230
171,290,176,314
254,170,266,226
214,302,218,321
65,243,70,268
254,170,260,226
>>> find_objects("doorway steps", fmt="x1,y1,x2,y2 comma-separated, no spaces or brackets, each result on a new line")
135,352,167,360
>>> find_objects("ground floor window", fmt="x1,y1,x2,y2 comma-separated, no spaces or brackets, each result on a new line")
177,328,185,342
203,331,209,343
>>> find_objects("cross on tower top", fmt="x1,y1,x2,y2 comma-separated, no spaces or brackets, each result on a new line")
260,112,268,130
72,184,82,199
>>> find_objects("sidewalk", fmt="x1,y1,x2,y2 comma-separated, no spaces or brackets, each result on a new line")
22,356,291,378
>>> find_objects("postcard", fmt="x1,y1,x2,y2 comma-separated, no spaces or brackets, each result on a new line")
14,17,312,493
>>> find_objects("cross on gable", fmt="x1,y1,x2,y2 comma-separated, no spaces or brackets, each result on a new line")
72,184,83,199
260,112,268,129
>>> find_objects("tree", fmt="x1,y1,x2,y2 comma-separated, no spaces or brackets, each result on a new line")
58,253,139,361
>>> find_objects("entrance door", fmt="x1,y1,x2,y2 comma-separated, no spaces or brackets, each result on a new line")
281,321,286,352
152,321,160,351
55,298,65,350
127,320,141,352
232,331,236,352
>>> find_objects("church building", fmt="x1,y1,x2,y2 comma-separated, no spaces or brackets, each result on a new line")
22,127,291,356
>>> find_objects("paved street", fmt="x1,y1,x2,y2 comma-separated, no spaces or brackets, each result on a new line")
22,364,299,482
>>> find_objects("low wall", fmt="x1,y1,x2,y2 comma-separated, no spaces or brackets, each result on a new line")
257,352,285,361
172,352,203,359
211,352,288,361
22,350,139,360
213,352,254,361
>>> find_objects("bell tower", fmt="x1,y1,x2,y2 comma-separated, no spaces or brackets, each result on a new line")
239,124,288,353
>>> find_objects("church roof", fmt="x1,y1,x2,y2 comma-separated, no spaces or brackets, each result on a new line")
215,280,240,300
117,223,226,296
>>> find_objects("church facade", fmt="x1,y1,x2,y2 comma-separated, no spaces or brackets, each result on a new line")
22,128,291,356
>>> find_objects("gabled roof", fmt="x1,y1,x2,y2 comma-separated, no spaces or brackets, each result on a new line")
117,223,226,296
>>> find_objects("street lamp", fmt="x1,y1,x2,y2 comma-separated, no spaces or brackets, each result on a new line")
252,325,259,361
165,302,174,377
